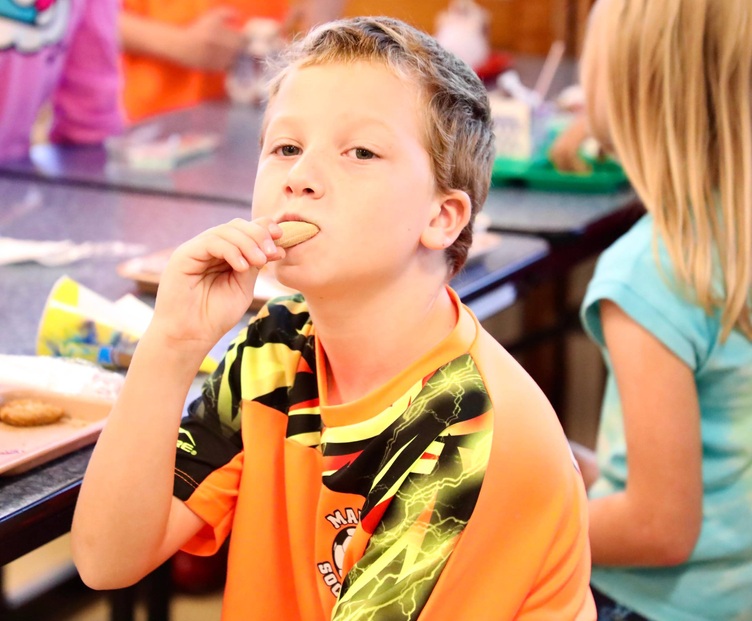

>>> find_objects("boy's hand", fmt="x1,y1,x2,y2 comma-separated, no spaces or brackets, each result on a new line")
148,218,284,358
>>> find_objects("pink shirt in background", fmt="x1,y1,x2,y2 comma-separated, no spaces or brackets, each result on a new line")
0,0,123,162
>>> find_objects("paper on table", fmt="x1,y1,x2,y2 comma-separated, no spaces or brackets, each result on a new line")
0,237,145,266
0,355,124,401
0,237,75,266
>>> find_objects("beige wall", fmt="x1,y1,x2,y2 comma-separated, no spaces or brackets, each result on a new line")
343,0,588,56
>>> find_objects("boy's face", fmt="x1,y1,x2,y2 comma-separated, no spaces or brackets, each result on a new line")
253,60,448,295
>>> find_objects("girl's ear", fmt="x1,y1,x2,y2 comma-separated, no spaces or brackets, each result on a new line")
421,190,472,250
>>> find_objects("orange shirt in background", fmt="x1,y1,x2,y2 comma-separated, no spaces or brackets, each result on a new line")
122,0,287,121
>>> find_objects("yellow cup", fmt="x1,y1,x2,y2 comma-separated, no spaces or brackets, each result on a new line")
36,276,138,368
36,276,219,373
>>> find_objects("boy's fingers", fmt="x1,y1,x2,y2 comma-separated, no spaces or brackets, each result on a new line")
198,220,284,269
224,218,286,257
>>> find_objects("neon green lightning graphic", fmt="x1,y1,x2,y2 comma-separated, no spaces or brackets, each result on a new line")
332,355,493,621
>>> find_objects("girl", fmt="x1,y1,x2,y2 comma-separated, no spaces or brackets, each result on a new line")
575,0,752,619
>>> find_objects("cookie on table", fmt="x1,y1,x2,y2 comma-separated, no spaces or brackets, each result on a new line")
0,398,65,427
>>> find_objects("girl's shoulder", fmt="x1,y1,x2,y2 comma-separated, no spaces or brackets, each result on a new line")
583,214,725,370
593,214,668,284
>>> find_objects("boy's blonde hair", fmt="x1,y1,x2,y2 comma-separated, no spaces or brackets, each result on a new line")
266,16,496,277
582,0,752,340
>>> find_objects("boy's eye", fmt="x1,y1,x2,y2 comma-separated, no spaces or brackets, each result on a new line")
275,144,301,156
353,148,375,160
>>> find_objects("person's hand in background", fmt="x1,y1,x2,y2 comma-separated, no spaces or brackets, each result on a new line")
181,8,247,70
548,113,591,173
121,7,247,72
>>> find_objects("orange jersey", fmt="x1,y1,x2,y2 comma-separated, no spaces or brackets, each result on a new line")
174,289,595,620
121,0,287,121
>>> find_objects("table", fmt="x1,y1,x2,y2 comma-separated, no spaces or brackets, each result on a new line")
0,177,551,618
0,103,262,207
483,186,641,240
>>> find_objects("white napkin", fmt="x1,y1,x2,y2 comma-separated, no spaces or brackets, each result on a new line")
0,355,124,401
0,238,145,266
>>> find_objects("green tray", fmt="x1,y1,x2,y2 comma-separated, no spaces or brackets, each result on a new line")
491,156,629,193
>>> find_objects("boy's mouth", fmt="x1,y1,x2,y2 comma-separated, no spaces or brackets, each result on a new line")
275,220,320,248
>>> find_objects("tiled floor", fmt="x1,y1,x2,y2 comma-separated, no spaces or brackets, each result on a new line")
3,535,223,620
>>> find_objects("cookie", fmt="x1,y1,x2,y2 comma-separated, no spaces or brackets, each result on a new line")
0,398,65,427
275,221,320,249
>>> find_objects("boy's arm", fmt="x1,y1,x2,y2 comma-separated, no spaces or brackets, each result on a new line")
71,219,285,590
119,8,246,71
587,300,703,566
49,0,123,146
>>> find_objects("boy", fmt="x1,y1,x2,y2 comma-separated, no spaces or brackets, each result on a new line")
72,17,594,620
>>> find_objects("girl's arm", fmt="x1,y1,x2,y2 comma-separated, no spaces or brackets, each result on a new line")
588,300,703,566
71,219,284,590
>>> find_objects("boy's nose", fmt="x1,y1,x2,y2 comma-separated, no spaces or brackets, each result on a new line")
284,154,324,198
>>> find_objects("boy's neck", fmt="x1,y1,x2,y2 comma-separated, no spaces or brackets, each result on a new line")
311,283,458,406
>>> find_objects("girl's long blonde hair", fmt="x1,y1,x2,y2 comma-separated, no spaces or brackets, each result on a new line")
583,0,752,340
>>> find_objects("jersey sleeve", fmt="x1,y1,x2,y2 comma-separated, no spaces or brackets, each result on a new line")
173,324,249,555
49,0,123,146
174,295,313,555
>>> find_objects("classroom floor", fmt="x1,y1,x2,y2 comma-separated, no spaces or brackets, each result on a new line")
3,535,223,621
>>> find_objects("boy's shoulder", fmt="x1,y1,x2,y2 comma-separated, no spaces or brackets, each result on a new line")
471,325,575,468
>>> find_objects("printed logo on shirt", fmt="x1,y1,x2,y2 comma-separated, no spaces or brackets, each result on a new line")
0,0,69,53
177,427,198,456
317,507,359,597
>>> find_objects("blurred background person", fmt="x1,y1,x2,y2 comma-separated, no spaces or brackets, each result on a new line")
0,0,123,162
120,0,345,122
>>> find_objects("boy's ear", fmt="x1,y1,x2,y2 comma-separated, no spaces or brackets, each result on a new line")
421,190,472,250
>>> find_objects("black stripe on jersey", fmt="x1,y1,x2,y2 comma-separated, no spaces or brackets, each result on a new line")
223,342,244,426
246,296,312,350
246,349,318,416
185,391,243,444
286,371,318,412
174,416,242,501
285,413,323,437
